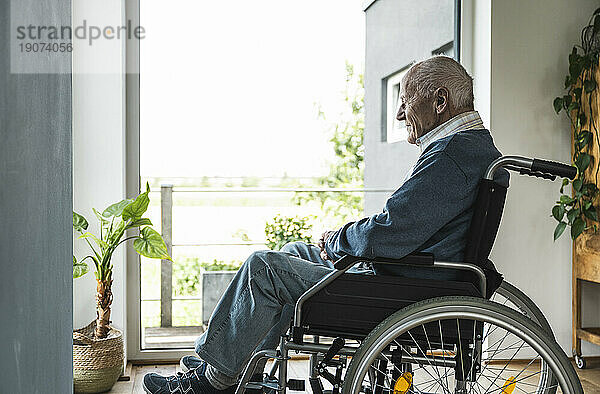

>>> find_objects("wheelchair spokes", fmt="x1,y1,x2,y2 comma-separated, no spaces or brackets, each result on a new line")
343,298,581,394
358,321,559,394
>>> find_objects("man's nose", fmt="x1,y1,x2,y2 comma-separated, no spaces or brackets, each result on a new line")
396,103,406,121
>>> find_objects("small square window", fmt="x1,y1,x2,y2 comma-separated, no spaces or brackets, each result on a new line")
385,67,409,143
432,41,454,58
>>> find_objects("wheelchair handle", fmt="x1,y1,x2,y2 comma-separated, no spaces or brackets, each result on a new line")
484,155,577,181
531,158,577,179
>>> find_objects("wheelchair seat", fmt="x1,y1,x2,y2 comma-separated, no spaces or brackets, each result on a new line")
300,269,483,340
299,176,509,341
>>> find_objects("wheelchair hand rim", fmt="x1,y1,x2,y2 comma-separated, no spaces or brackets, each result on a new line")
346,297,579,394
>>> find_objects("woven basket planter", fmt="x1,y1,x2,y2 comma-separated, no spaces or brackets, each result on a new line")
73,321,123,393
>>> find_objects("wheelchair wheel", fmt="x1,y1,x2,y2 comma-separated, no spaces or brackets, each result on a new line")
343,296,582,394
492,281,558,393
493,281,553,336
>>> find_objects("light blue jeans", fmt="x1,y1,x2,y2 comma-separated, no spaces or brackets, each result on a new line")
195,241,336,387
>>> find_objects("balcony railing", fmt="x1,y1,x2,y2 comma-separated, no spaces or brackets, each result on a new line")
151,184,395,331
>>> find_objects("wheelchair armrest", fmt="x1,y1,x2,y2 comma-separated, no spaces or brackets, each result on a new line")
293,253,487,343
332,254,365,270
368,252,435,266
332,252,435,269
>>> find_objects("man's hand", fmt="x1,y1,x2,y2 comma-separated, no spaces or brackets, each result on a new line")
318,230,336,262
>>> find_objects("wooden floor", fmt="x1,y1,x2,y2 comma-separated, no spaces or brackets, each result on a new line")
109,358,600,394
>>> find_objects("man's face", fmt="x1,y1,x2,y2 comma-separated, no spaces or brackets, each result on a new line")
396,80,438,145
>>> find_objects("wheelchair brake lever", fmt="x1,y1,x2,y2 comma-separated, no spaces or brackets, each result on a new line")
322,338,345,364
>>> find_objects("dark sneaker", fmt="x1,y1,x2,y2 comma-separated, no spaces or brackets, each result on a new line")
180,355,204,372
178,356,266,394
143,362,236,394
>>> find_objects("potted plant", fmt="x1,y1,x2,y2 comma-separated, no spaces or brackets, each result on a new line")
199,260,242,325
72,183,170,393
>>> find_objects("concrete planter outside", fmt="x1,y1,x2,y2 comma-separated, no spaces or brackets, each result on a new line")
202,270,238,324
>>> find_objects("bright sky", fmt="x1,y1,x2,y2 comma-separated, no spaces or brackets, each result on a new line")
140,0,365,178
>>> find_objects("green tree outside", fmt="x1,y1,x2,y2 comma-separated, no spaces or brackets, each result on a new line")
293,62,365,228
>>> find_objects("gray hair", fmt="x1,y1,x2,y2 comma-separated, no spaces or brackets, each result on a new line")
402,56,474,110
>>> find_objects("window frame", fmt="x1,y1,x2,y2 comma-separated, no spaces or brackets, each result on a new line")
125,0,189,362
127,0,464,362
382,0,461,144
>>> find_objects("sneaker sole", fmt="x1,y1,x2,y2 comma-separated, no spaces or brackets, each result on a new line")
141,379,153,394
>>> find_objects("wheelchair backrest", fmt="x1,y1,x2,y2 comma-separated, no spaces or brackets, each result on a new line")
464,179,508,265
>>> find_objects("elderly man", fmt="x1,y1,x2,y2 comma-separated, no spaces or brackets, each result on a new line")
143,55,508,394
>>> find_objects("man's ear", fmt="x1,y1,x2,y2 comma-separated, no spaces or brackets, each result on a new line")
435,87,449,114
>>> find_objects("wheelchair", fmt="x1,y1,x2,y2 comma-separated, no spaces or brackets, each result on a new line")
235,156,584,394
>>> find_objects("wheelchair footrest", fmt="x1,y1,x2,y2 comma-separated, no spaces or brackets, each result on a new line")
309,377,324,394
287,379,305,391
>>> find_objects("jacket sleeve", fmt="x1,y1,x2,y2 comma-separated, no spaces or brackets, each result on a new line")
324,152,469,261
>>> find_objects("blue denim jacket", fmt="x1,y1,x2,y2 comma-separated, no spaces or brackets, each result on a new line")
325,128,509,271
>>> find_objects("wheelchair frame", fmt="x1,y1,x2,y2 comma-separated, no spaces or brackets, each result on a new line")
234,155,578,394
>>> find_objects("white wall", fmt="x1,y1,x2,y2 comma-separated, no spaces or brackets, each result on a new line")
72,0,127,355
468,0,600,355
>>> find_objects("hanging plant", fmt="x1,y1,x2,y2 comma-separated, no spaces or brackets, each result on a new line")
552,9,600,240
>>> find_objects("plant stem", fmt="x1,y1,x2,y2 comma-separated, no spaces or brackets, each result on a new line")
115,236,138,249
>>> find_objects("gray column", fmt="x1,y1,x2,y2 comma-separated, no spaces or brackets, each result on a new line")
161,185,173,327
0,0,73,392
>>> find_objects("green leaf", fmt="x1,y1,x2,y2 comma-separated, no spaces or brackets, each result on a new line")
78,232,109,250
106,220,126,245
567,208,580,225
560,178,569,193
133,227,170,260
569,60,582,81
582,185,599,198
559,194,576,205
91,208,109,225
565,75,572,89
553,97,563,114
554,221,567,241
73,256,89,279
73,263,89,278
122,190,150,221
126,218,153,229
73,211,88,232
103,199,134,217
567,101,580,112
575,154,592,173
578,130,593,149
584,79,597,93
573,179,583,192
583,54,593,69
571,217,586,240
584,206,598,221
552,205,565,221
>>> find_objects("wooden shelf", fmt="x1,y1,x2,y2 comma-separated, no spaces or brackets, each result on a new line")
576,327,600,347
572,62,600,360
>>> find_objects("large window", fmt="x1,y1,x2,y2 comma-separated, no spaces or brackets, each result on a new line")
131,0,372,356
